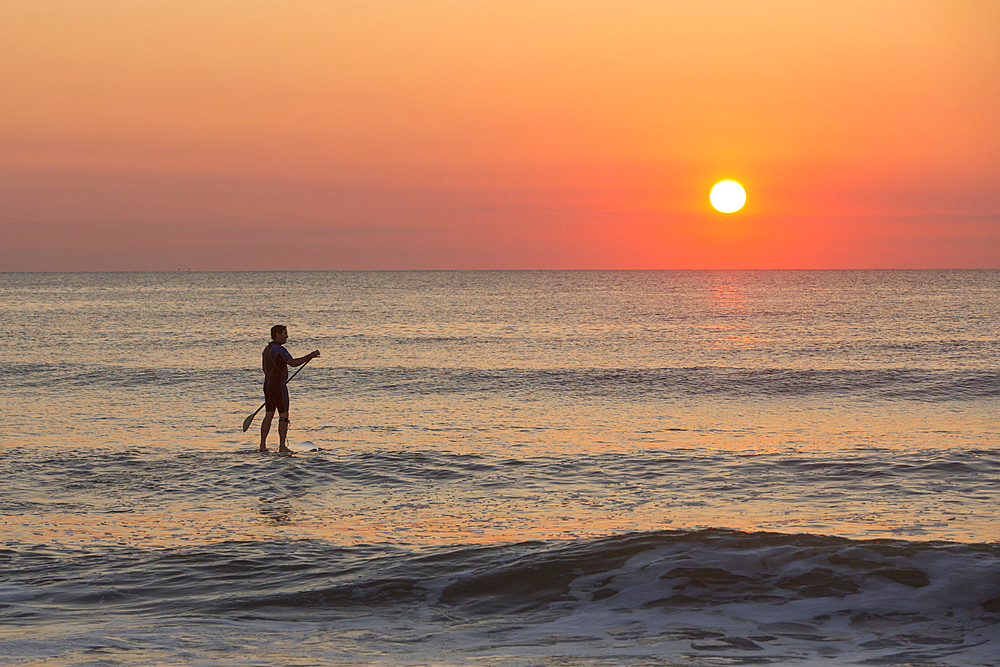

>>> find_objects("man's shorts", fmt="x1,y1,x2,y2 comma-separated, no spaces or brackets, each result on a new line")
263,382,289,413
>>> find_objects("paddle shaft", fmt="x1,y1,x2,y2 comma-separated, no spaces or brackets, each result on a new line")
242,356,312,432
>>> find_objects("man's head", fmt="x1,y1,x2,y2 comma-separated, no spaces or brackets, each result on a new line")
270,325,287,341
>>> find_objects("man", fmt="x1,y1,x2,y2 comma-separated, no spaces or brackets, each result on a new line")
260,325,320,453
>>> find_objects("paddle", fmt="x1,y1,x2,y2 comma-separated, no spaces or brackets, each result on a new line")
242,357,313,432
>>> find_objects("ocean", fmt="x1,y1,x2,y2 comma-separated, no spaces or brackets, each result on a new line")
2,270,998,666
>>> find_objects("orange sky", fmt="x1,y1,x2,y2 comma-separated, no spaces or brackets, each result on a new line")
1,0,998,270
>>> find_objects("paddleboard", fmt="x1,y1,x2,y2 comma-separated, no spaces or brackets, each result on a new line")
290,440,321,453
236,441,320,455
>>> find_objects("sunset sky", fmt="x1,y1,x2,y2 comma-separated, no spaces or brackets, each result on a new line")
2,0,998,270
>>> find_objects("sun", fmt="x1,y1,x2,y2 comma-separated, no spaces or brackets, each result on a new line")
710,180,746,213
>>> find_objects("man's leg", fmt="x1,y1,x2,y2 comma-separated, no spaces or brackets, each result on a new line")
260,410,275,452
278,412,290,452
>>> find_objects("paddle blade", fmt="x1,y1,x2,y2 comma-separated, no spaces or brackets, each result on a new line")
242,398,267,431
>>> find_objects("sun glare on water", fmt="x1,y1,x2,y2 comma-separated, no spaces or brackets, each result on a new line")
710,180,746,213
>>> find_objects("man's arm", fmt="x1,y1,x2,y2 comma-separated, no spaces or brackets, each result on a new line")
287,350,320,367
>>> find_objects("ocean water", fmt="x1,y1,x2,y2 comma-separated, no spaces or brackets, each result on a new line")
1,270,998,666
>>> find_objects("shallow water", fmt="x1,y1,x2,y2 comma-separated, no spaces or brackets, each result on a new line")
2,270,998,665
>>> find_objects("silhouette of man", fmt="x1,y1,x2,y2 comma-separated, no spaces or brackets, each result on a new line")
260,325,319,453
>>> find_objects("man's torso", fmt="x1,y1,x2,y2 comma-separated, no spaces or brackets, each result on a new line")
263,343,292,385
